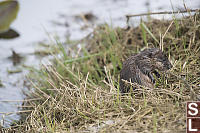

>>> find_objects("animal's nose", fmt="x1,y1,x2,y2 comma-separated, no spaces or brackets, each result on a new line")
168,63,173,69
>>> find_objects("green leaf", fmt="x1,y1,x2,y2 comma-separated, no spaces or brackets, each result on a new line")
141,22,159,44
64,52,102,64
0,0,19,33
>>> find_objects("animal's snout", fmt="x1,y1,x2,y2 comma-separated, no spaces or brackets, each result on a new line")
167,62,173,69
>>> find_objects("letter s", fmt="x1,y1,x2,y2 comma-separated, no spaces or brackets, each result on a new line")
188,103,198,116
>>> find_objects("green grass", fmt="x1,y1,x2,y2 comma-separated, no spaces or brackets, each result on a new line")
2,12,200,132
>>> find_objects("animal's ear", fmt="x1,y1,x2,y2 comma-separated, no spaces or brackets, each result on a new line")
153,48,161,55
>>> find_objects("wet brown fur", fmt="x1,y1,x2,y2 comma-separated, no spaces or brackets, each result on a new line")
120,48,172,93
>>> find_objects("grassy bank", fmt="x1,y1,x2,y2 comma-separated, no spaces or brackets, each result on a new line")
3,12,200,132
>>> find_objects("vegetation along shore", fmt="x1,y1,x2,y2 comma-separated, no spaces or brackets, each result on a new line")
1,10,200,132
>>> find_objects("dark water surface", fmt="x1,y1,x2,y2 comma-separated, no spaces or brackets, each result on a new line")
0,0,199,126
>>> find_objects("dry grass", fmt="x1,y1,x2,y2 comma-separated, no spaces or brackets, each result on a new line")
2,12,200,133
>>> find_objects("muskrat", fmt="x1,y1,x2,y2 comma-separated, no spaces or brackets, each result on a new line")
119,48,172,93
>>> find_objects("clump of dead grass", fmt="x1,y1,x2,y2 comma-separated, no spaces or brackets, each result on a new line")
3,12,200,132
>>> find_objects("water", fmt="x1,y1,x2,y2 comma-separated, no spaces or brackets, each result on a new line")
0,0,199,126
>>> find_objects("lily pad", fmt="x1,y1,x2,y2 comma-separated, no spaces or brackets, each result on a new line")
0,0,19,33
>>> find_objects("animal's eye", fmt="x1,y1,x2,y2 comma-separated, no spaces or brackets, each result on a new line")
163,58,166,61
164,54,168,59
